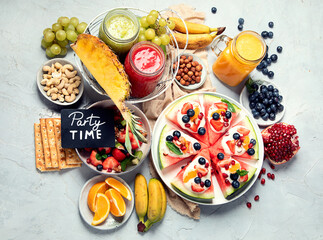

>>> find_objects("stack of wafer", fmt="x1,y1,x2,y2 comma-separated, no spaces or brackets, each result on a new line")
34,118,82,172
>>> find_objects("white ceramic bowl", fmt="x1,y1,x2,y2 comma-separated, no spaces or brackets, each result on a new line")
240,79,285,127
36,58,84,105
79,175,134,230
75,100,152,175
174,53,207,90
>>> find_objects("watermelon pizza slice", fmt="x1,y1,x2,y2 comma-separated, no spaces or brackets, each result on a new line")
211,115,259,160
158,125,208,169
204,94,241,146
212,156,257,199
171,149,214,200
165,94,209,145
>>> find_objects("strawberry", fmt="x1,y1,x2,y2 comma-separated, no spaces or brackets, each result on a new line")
237,127,250,136
196,167,208,177
89,150,102,166
214,102,228,111
98,147,111,154
112,148,126,161
210,119,224,131
239,168,248,182
102,156,121,172
181,102,193,114
116,130,134,144
190,122,200,132
226,140,236,154
191,183,205,192
131,139,141,150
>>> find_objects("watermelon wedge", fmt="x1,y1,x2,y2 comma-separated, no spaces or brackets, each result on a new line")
171,149,214,200
211,115,259,160
204,94,241,146
213,157,257,198
158,125,208,169
165,94,209,145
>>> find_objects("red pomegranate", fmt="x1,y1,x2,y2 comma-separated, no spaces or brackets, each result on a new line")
261,122,300,165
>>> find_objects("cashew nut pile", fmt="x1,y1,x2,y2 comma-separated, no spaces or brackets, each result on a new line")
41,62,81,103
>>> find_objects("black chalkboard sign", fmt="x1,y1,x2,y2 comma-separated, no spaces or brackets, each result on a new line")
61,109,115,148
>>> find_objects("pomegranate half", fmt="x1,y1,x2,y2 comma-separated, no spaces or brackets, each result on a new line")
261,122,300,165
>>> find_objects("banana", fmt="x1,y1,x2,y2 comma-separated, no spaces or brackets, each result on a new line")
144,178,162,230
169,17,225,35
171,32,218,50
134,173,148,224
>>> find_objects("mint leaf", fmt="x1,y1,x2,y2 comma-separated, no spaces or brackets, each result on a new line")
246,77,255,94
236,169,248,176
166,141,183,155
221,99,236,113
120,156,133,171
96,153,102,160
101,154,107,159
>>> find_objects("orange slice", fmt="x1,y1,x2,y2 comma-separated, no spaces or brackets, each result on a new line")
91,193,110,226
105,178,132,201
229,162,241,173
105,188,126,217
183,170,197,183
87,181,109,212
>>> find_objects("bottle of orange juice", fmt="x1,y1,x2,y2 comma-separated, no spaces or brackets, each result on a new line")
211,31,266,87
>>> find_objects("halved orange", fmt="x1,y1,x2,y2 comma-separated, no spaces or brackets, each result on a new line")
87,181,109,212
105,178,132,201
105,188,126,217
91,193,110,226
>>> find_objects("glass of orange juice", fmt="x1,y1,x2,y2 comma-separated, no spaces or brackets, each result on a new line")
211,31,266,87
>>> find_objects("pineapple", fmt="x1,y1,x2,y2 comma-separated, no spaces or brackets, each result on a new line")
71,34,147,153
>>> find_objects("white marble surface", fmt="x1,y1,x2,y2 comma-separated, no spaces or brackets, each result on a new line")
1,0,322,239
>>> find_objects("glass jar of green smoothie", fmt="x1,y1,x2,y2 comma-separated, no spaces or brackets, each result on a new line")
99,9,140,56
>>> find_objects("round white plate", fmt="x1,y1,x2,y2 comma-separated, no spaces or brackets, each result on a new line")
151,92,264,205
79,175,134,230
239,79,285,127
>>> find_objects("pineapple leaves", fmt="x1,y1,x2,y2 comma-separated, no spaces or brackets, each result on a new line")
125,123,134,157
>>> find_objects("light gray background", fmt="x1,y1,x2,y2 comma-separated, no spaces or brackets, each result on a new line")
1,0,322,239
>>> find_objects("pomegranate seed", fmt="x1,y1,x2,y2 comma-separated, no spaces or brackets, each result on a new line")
173,136,178,140
205,162,209,168
248,143,253,148
185,123,191,128
270,164,275,170
254,195,260,201
271,173,275,180
198,113,204,119
246,202,252,208
200,181,205,187
222,173,228,178
221,111,226,116
231,160,235,165
261,178,265,185
261,168,266,174
223,122,229,127
225,179,231,185
107,168,112,172
258,174,261,179
224,164,229,170
181,146,187,150
198,172,202,178
237,141,242,147
87,158,91,163
223,118,229,122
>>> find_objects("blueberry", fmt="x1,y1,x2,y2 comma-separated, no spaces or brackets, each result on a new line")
268,98,273,105
270,54,278,62
256,64,263,71
267,91,273,99
187,109,195,117
258,92,264,101
217,153,224,160
166,135,173,141
117,123,124,130
205,179,211,188
233,133,240,140
249,101,256,109
261,31,268,39
273,91,279,98
194,177,201,184
268,31,274,38
270,104,277,113
253,91,259,98
193,142,201,150
269,113,276,121
256,103,263,111
266,58,272,66
182,115,190,123
261,60,268,68
262,68,269,75
260,85,268,92
253,111,260,119
96,164,103,171
198,157,206,165
277,103,284,112
198,127,206,135
278,95,283,102
230,173,239,181
267,85,274,91
232,181,240,189
254,97,260,103
173,130,181,138
263,98,269,106
247,148,255,156
268,71,274,79
212,112,220,120
277,46,283,53
264,52,268,59
238,18,244,24
251,83,259,90
211,7,217,14
266,107,271,113
268,21,274,28
250,139,257,145
251,109,257,115
238,24,243,31
225,111,232,119
273,88,279,93
260,108,267,116
262,113,269,121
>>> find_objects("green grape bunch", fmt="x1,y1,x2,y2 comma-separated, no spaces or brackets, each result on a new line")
41,16,87,58
138,10,174,47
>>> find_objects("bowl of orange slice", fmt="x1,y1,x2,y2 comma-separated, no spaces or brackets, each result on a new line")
79,175,134,230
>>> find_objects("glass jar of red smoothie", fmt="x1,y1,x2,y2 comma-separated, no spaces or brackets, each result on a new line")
124,41,165,98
